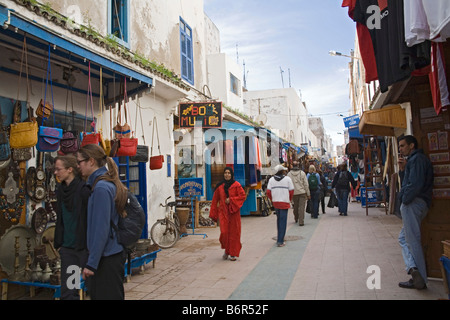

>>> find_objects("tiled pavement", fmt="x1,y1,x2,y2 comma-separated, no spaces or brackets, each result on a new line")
124,200,448,300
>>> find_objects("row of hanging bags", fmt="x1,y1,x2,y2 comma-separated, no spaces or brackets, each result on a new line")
36,45,63,152
111,77,137,157
9,36,38,154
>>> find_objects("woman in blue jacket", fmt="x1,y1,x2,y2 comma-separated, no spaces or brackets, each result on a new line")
77,144,128,300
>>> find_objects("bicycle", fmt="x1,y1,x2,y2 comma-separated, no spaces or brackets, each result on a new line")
150,196,180,249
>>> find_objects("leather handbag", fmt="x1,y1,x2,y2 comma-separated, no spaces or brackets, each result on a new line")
37,45,63,153
149,117,164,170
81,62,100,148
36,99,53,119
60,130,80,154
0,107,10,161
131,145,149,163
116,137,138,157
12,148,32,162
114,77,131,139
130,96,149,163
9,38,38,150
37,125,63,152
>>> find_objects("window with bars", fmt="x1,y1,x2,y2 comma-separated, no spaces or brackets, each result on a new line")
180,18,194,85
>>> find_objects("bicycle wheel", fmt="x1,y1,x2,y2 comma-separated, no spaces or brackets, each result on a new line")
150,219,179,249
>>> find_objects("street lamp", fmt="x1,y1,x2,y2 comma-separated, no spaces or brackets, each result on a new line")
329,50,360,60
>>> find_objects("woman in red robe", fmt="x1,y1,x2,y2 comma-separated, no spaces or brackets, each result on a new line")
209,167,247,261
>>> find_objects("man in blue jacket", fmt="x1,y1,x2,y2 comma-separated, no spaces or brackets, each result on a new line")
397,135,433,290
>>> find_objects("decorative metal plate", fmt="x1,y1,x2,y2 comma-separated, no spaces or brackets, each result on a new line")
32,207,49,234
0,225,37,277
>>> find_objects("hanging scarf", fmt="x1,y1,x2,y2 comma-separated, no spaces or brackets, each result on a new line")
215,167,236,197
61,176,81,212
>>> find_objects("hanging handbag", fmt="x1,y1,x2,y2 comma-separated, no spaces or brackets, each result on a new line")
37,45,63,152
60,70,80,155
36,99,53,119
116,137,138,157
113,77,131,139
81,62,102,148
11,105,33,162
0,106,11,161
9,37,38,150
149,117,164,170
130,96,149,162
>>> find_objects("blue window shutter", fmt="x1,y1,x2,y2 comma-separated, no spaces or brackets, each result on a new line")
109,0,129,47
180,18,194,85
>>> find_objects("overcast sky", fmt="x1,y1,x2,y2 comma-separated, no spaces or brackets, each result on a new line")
204,0,357,147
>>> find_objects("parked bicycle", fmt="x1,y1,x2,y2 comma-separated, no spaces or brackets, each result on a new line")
150,196,180,249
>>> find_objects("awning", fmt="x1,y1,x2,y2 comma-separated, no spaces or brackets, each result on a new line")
359,104,407,136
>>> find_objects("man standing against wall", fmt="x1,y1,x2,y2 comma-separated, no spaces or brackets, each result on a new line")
397,135,434,290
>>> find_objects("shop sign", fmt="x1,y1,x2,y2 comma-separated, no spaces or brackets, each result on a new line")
343,114,360,128
179,102,223,128
179,178,204,198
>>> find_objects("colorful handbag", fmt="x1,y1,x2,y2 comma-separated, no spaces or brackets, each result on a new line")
60,130,80,154
81,62,100,148
114,77,131,139
116,137,138,157
149,117,164,170
9,38,38,150
37,126,63,152
36,99,53,119
37,45,63,153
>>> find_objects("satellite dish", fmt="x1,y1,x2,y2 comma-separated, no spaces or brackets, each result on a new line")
254,114,267,126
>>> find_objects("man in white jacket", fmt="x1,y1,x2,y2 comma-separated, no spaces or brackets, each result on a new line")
267,165,294,247
287,161,311,226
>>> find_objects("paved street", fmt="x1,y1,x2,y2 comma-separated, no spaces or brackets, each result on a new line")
124,200,448,300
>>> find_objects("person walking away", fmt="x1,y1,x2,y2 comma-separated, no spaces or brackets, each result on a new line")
287,160,310,226
77,144,128,300
332,163,356,216
306,165,321,219
209,167,246,261
53,155,88,300
318,170,328,214
267,165,294,247
397,135,433,290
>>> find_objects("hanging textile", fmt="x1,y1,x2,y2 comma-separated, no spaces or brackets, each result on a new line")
404,0,450,46
342,0,378,83
351,0,432,93
429,42,450,115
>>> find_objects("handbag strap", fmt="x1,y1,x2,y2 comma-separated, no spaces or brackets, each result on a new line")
43,44,55,126
85,61,95,133
16,35,32,120
151,117,161,156
134,96,146,144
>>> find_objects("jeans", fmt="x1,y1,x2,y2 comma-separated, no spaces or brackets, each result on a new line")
398,197,429,282
275,209,288,245
310,189,321,218
337,189,350,215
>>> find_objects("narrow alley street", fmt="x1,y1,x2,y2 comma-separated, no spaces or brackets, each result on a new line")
124,201,447,300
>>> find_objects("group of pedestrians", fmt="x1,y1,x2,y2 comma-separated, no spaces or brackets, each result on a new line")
208,135,434,294
54,144,128,300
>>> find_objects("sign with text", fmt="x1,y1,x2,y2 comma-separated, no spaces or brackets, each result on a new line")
343,114,360,128
179,178,204,198
179,102,223,128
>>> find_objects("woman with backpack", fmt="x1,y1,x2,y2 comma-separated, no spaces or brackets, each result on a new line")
332,163,357,216
77,144,128,300
306,165,322,219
